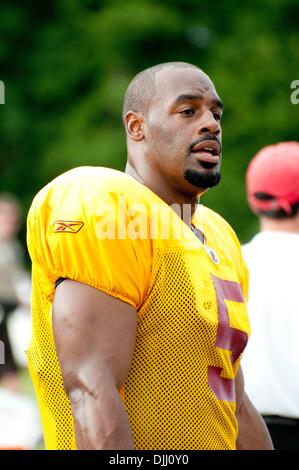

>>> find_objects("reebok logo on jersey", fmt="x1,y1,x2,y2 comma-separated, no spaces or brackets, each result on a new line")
53,220,84,233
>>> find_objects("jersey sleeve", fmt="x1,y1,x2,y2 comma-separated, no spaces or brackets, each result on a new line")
27,179,152,310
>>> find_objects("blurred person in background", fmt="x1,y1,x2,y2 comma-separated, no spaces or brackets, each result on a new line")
0,193,24,391
242,142,299,449
0,193,41,449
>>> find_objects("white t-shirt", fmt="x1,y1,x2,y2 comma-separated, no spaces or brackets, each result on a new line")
242,231,299,418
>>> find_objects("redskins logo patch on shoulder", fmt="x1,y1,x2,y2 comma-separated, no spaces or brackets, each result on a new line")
53,220,84,233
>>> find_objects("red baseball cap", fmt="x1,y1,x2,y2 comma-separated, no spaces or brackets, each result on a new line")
246,142,299,215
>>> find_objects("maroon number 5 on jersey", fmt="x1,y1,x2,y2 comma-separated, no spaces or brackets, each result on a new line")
208,275,248,402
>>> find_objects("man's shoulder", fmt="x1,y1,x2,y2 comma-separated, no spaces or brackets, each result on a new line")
27,167,166,234
30,166,155,213
194,205,244,262
197,205,238,236
38,166,141,196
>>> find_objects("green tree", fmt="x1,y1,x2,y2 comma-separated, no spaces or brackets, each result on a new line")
1,0,298,243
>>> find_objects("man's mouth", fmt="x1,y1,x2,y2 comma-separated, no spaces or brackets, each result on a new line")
190,139,221,166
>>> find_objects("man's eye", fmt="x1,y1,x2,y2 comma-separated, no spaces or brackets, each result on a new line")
213,112,222,122
180,109,195,116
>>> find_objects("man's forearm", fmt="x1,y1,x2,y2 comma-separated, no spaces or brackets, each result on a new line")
236,393,273,450
69,385,134,450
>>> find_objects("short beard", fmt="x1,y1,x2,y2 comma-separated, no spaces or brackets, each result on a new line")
184,169,221,189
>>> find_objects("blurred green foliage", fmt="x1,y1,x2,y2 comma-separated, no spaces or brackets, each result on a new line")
0,0,298,243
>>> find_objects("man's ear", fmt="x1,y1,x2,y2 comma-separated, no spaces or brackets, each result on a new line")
124,111,145,141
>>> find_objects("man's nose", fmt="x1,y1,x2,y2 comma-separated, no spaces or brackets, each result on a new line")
197,110,221,136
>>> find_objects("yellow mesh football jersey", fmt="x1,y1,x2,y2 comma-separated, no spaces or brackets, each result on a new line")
26,166,250,450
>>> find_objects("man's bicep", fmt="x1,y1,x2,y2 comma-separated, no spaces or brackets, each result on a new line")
52,280,137,392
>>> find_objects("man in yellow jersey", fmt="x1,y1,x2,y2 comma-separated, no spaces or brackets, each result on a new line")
26,62,273,450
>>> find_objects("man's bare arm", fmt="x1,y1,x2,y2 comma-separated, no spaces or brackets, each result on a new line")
235,366,274,450
52,280,137,449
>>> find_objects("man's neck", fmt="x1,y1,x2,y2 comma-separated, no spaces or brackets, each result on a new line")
125,162,199,226
260,215,299,233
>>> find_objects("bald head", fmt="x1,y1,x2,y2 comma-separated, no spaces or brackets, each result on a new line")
122,62,205,120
